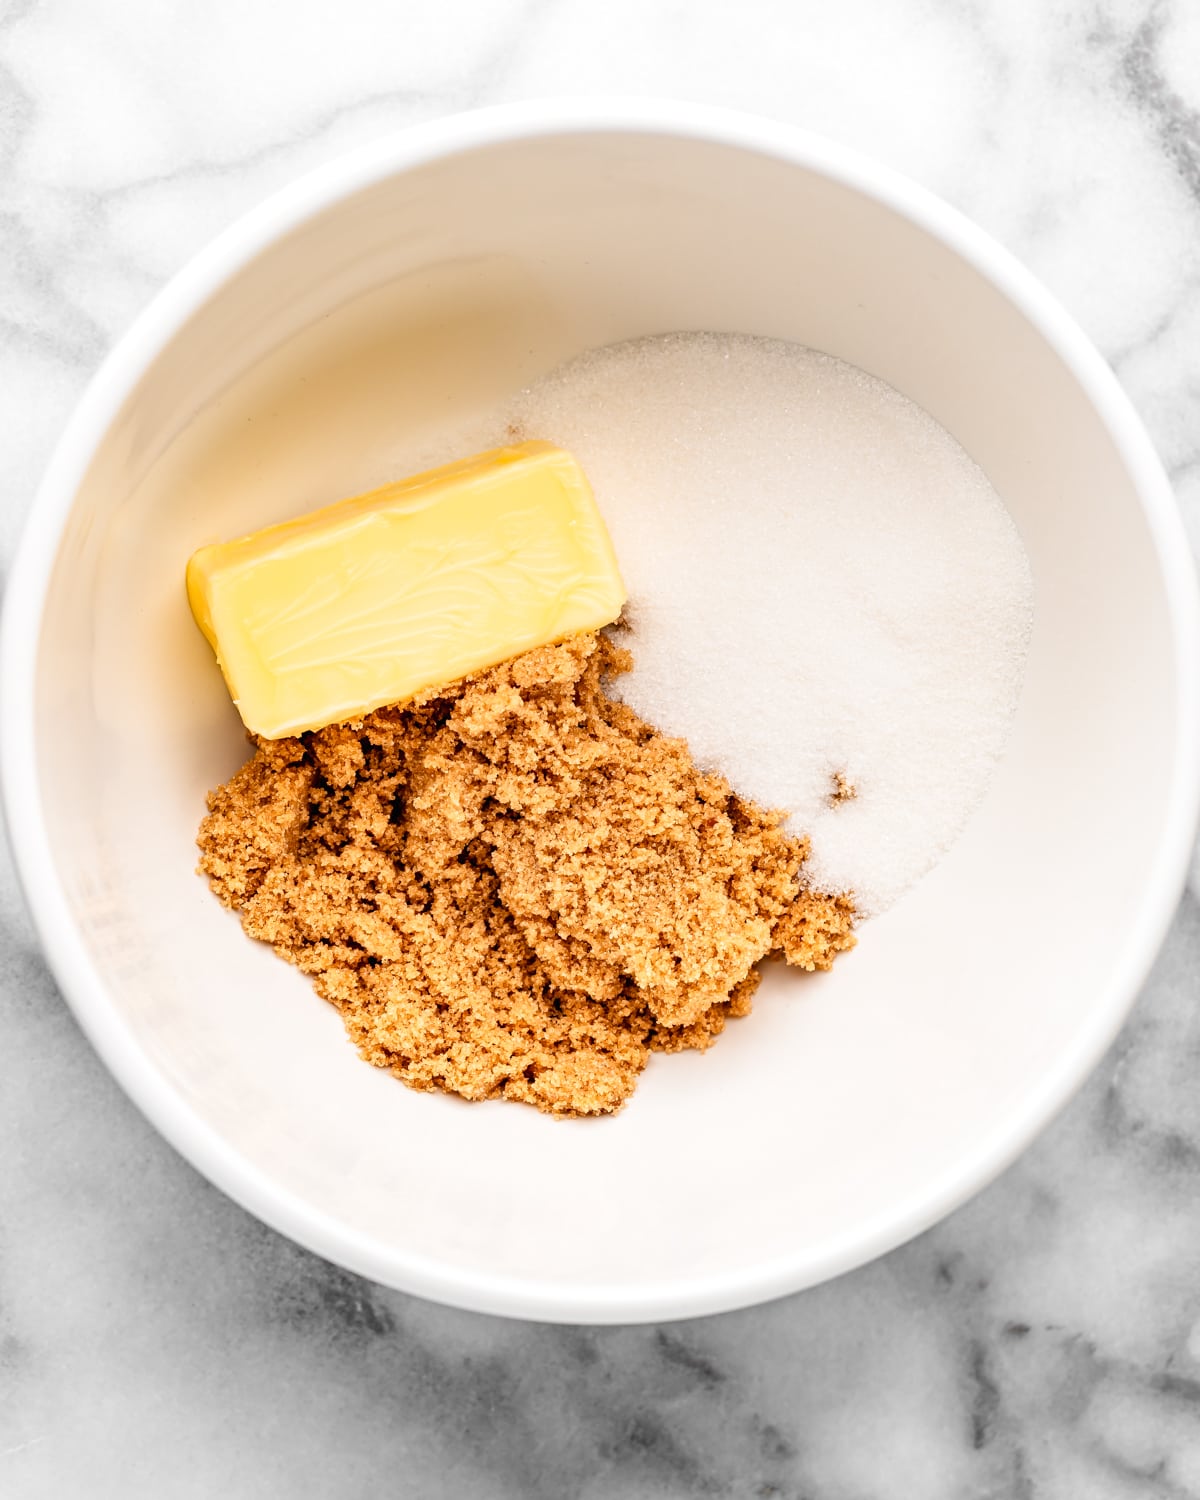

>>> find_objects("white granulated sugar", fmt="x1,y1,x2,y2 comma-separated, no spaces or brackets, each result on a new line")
500,333,1034,915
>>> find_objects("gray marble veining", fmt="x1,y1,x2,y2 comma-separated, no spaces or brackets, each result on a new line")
2,1,1200,1495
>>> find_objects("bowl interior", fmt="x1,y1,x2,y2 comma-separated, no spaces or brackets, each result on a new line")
25,124,1188,1318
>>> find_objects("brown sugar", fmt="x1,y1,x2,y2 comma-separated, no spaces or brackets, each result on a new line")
829,769,857,805
197,632,855,1115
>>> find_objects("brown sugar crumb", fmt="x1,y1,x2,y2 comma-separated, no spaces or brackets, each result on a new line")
197,633,856,1116
829,769,857,805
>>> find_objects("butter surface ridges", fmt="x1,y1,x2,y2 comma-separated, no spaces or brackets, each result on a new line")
186,441,627,738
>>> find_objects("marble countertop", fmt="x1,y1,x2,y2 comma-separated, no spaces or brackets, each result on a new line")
3,1,1200,1495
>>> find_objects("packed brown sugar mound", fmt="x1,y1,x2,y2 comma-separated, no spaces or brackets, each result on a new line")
197,632,855,1115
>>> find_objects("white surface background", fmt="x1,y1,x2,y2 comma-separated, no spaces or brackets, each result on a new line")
3,2,1200,1495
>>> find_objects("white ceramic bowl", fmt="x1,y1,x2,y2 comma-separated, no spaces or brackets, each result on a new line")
4,101,1198,1324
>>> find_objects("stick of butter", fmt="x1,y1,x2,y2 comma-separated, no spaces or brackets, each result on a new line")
186,440,627,738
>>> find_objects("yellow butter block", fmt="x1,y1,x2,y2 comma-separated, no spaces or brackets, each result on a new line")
186,441,627,738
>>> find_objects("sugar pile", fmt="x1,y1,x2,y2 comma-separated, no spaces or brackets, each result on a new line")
496,333,1034,915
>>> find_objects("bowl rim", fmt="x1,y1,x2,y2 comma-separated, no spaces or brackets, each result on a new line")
3,97,1198,1324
